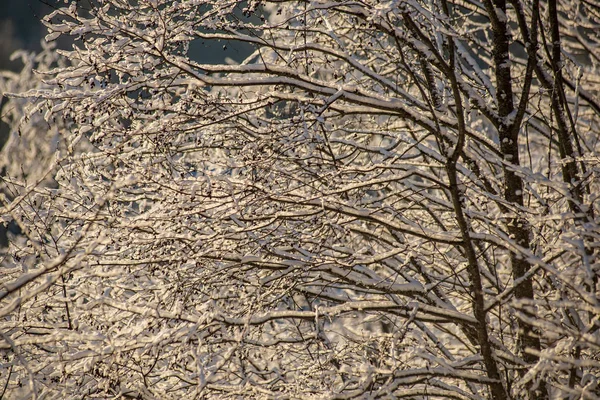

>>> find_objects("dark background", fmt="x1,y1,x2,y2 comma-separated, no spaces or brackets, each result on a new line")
1,0,58,145
0,0,60,71
0,0,256,71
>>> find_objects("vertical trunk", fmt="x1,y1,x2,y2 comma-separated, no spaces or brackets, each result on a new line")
486,0,546,397
441,3,507,398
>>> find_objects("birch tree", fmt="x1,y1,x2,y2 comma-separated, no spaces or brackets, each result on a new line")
1,0,600,398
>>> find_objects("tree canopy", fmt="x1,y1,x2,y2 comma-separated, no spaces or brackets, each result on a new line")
1,0,600,399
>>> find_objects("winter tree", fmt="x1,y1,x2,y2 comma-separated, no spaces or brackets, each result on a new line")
1,0,600,398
